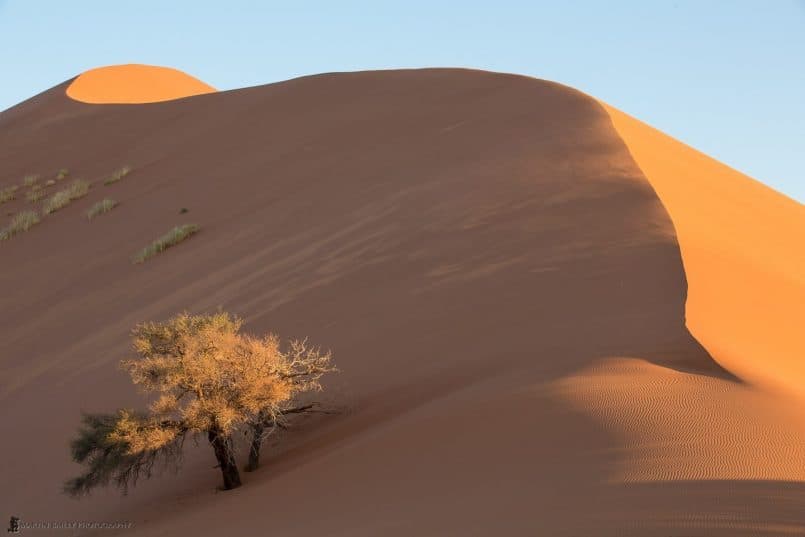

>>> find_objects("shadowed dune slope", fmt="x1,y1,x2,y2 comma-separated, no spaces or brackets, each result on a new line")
1,69,804,536
65,64,216,104
602,104,805,399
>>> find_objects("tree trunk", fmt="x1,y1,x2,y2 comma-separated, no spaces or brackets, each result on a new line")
208,427,241,490
245,421,264,472
243,405,315,472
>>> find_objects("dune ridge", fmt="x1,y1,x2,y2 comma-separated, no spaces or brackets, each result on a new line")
0,68,803,536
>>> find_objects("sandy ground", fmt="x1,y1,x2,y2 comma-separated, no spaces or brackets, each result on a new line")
1,68,803,536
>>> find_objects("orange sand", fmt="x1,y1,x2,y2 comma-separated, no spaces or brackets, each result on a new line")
602,104,805,400
66,64,215,104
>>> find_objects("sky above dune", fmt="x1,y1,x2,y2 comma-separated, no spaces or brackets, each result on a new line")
0,0,802,202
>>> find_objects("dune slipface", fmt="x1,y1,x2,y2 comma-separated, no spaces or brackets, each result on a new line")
1,68,804,537
66,64,215,104
602,104,805,400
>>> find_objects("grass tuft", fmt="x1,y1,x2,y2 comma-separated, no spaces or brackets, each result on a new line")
133,224,200,264
56,168,70,180
45,179,56,187
26,188,48,203
1,185,19,204
43,179,91,215
0,210,41,240
43,191,71,214
86,199,119,220
23,174,40,187
104,166,132,186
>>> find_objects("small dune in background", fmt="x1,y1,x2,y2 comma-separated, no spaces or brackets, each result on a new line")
66,64,216,104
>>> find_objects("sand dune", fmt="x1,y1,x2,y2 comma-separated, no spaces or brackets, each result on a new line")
1,68,803,536
65,64,215,104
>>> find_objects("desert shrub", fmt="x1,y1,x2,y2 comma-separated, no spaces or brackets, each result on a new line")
56,168,69,180
0,185,18,204
0,210,41,240
86,199,119,220
132,224,200,263
43,179,91,215
64,312,335,495
22,174,39,187
104,166,132,185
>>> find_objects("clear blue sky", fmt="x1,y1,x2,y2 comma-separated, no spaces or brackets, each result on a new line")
1,0,802,202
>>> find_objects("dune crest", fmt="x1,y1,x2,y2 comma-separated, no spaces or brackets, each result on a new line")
66,64,215,104
601,103,805,400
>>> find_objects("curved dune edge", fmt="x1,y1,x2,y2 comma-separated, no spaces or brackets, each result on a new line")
600,102,805,400
66,64,216,104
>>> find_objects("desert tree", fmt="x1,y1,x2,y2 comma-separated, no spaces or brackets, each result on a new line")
65,312,335,495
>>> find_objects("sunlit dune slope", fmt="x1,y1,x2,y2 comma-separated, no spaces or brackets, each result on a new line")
66,64,215,104
602,104,805,399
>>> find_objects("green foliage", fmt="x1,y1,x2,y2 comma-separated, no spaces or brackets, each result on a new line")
132,224,200,263
0,211,41,240
43,179,91,215
104,166,132,185
86,199,119,220
63,412,183,497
